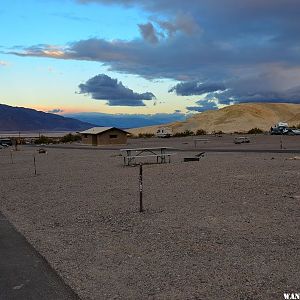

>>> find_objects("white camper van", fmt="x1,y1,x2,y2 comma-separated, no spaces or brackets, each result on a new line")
156,127,172,138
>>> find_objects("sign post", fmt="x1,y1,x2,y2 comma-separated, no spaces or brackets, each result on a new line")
10,151,13,164
33,155,37,175
139,163,144,212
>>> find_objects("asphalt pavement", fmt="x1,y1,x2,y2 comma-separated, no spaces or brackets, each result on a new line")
0,212,80,300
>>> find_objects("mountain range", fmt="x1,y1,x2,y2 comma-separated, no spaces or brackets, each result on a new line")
63,112,187,128
1,102,300,133
0,104,94,131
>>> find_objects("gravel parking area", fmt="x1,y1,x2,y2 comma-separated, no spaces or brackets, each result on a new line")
0,143,299,299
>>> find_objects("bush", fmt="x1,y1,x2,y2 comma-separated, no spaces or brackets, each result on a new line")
34,135,52,144
173,130,194,137
247,127,264,134
195,129,207,135
138,133,155,138
211,130,224,135
60,133,82,143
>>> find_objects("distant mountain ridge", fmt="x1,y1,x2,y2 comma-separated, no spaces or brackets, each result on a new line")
0,104,95,131
63,112,187,128
129,103,300,134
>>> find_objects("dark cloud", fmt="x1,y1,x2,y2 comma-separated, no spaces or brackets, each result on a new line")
138,14,201,44
206,67,300,104
154,12,201,37
138,22,159,44
47,108,64,113
7,0,300,105
186,100,218,112
78,74,156,106
169,81,226,96
210,88,300,105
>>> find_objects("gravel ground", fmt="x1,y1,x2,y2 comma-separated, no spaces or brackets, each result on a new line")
126,134,300,151
0,143,300,299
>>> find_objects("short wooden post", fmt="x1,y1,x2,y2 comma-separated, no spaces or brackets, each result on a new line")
280,136,283,149
139,163,144,212
10,151,13,164
33,155,37,175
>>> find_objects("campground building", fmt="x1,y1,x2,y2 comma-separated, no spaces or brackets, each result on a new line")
80,127,129,145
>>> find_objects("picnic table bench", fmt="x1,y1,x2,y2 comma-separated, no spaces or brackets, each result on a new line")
120,147,175,166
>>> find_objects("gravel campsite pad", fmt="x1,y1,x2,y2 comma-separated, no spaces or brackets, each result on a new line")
0,145,300,299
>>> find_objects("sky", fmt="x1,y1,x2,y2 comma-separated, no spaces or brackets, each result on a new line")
1,0,300,123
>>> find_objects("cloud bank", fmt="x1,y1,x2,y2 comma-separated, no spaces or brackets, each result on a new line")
169,81,226,96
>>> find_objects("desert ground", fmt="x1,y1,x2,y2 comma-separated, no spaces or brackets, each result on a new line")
0,135,299,299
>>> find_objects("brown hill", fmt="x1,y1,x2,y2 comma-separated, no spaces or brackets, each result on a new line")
129,103,300,134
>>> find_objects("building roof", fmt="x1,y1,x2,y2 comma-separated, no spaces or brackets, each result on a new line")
80,127,130,135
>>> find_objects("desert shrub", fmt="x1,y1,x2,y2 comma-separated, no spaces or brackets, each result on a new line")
195,129,207,135
247,127,264,134
290,124,300,129
173,130,194,137
60,133,82,143
138,133,155,138
211,130,224,135
34,135,52,144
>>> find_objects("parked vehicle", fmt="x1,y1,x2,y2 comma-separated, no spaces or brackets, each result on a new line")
270,122,300,135
291,129,300,135
0,138,12,146
234,137,250,144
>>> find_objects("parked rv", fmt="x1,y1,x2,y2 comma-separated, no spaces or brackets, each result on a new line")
156,127,172,138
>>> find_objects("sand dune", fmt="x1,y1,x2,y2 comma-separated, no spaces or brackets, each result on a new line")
129,103,300,134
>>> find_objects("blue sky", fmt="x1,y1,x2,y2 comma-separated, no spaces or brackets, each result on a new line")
1,0,300,123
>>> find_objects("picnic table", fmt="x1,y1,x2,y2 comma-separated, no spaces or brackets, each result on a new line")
120,147,175,166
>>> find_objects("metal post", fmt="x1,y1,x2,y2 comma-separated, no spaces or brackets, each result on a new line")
34,156,37,175
280,136,283,149
10,151,13,164
139,163,144,212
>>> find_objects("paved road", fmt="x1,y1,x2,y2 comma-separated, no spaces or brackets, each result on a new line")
31,144,300,153
0,212,80,300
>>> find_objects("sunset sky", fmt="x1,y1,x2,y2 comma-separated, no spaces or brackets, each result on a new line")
1,0,300,122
